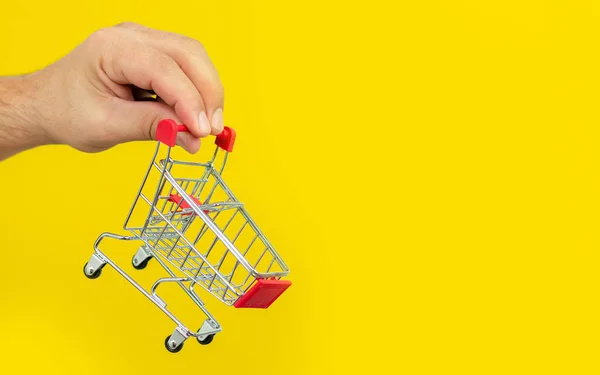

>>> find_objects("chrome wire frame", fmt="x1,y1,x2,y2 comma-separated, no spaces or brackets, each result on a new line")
84,140,290,350
122,141,290,305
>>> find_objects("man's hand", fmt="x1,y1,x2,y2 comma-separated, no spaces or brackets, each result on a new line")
0,22,224,160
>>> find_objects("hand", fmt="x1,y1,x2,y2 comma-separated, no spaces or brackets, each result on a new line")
1,22,224,157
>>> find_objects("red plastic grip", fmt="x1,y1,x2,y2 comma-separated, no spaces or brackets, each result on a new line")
156,119,236,152
156,119,188,147
215,127,236,152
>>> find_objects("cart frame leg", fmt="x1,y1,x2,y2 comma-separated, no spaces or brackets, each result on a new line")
84,232,222,351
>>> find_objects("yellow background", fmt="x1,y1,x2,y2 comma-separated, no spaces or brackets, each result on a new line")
1,0,599,373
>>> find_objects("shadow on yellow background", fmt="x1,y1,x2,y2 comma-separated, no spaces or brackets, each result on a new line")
1,1,600,374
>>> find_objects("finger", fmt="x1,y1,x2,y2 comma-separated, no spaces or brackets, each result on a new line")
99,38,211,138
116,23,225,135
176,132,201,153
111,99,201,153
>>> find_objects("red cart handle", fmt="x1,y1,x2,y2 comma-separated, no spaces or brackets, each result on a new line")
155,119,236,152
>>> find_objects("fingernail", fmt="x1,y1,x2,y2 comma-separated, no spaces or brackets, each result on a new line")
212,108,224,133
199,111,211,135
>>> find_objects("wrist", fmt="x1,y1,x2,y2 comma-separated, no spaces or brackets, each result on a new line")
0,75,51,156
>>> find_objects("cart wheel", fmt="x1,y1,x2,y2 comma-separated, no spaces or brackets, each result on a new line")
197,334,214,346
132,256,151,270
83,263,102,279
165,335,184,353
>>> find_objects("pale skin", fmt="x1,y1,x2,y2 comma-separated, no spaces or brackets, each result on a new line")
0,22,224,161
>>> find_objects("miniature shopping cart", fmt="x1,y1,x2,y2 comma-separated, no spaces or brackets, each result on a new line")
83,119,291,353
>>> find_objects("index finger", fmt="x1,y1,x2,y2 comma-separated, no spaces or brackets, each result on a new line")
95,32,210,139
116,23,225,135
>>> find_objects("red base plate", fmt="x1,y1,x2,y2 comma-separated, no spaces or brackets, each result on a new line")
234,279,292,309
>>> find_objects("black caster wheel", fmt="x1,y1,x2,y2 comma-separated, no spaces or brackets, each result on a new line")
83,263,103,279
165,335,184,353
132,256,151,270
197,334,214,346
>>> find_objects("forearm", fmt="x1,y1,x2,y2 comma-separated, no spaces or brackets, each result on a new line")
0,76,49,161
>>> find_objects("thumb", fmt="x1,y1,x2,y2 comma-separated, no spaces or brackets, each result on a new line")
116,100,201,153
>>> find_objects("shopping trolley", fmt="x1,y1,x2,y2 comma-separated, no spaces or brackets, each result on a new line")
83,119,291,353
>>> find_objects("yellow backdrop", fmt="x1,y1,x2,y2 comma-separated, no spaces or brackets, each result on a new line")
1,1,599,374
